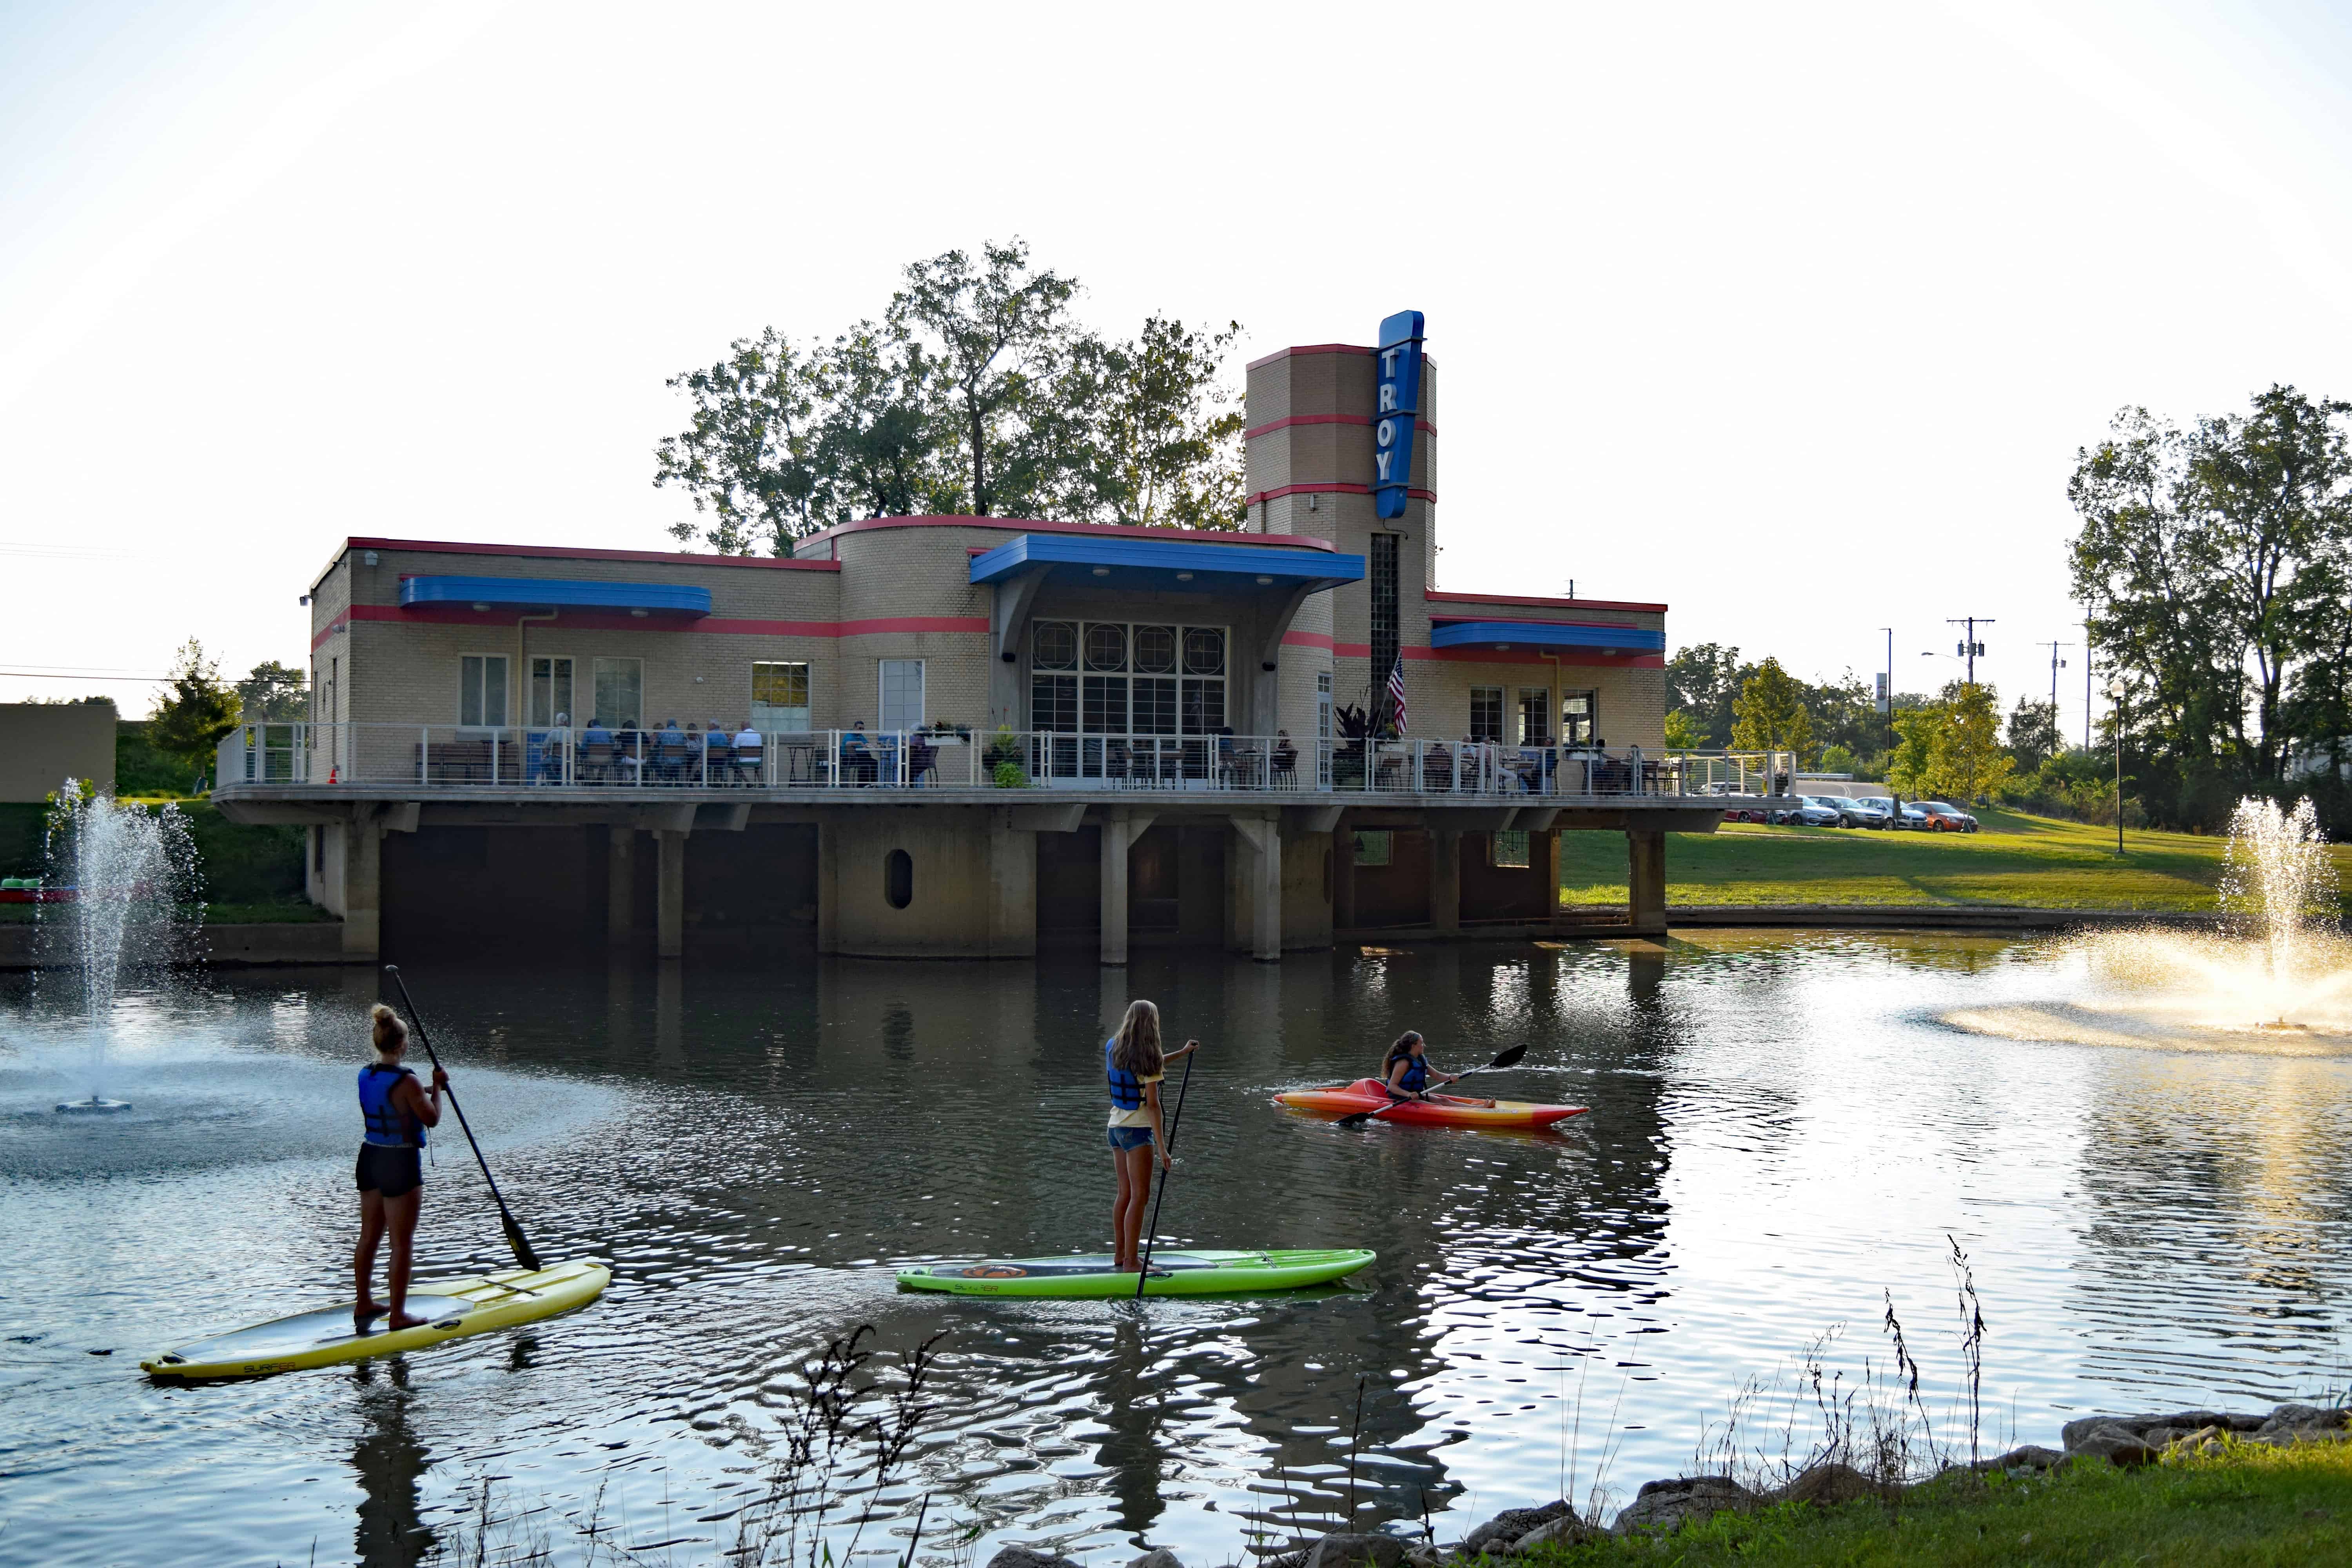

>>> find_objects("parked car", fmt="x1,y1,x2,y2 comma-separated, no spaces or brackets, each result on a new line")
1784,796,1849,828
1850,795,1902,828
1914,800,1980,832
1829,796,1892,829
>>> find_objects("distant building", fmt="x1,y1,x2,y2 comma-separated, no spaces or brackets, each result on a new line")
216,322,1789,960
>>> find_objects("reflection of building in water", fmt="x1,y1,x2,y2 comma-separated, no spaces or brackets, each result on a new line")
2069,1053,2352,1402
350,1362,432,1568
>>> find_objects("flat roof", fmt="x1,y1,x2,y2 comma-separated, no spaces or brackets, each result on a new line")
794,514,1340,556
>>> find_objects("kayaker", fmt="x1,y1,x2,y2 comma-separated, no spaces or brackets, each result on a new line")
1106,999,1200,1274
1381,1031,1494,1107
355,1003,446,1332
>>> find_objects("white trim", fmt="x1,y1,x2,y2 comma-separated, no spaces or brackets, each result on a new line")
458,650,512,728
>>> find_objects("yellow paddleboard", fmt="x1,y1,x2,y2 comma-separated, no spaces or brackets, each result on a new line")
141,1259,609,1380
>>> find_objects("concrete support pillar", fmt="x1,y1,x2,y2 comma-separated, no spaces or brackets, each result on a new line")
656,829,687,959
1228,815,1283,962
987,809,1038,957
815,818,838,955
1428,828,1461,937
1332,817,1357,933
341,811,382,959
1099,809,1152,966
1627,829,1668,937
607,828,635,947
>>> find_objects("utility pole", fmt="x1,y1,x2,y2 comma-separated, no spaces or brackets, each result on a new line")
2083,625,2094,751
1876,628,1893,719
2036,641,2071,748
1946,617,1995,686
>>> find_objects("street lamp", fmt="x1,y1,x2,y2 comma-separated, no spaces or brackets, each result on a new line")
2105,677,2127,856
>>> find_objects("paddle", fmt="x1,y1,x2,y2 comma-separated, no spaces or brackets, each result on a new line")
1134,1044,1198,1299
383,965,544,1272
1334,1044,1530,1127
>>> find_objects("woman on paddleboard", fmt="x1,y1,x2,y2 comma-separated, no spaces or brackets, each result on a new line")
1107,1000,1199,1274
356,1003,445,1330
1381,1031,1494,1107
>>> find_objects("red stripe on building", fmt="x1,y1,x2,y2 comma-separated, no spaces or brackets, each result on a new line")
345,604,986,638
1279,630,1336,650
344,537,844,570
1327,641,1659,670
1242,414,1437,440
309,617,348,651
1245,483,1437,506
1427,589,1668,613
797,514,1338,552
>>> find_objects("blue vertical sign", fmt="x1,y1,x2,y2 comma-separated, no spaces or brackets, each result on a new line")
1371,309,1424,520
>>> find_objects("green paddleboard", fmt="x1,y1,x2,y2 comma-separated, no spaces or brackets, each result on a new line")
896,1248,1375,1298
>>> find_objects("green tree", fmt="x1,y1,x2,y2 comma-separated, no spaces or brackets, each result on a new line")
1730,657,1815,758
1886,704,1938,797
148,639,241,776
1663,709,1707,749
2006,695,2060,770
1927,684,2016,801
889,238,1080,517
656,327,826,553
815,322,945,520
236,661,308,722
1049,315,1247,529
1666,642,1745,745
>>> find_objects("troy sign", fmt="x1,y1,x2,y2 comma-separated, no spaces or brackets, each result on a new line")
1372,309,1425,520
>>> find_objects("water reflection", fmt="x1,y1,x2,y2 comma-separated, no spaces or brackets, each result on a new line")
7,933,2352,1567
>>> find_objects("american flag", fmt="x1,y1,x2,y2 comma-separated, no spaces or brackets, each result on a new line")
1386,654,1408,737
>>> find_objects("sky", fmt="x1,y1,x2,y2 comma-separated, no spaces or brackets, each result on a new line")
5,0,2352,736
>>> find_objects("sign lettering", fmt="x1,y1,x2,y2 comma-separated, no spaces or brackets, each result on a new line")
1371,310,1424,520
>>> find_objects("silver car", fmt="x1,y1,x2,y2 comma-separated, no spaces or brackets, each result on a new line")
1827,796,1892,829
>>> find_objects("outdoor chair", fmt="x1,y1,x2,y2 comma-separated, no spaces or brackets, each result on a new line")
1423,744,1452,792
908,735,938,786
581,738,615,784
656,735,690,784
733,737,764,786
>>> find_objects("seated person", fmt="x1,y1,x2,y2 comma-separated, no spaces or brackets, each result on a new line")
656,719,689,782
841,721,875,782
613,720,645,784
732,721,763,782
1271,728,1298,777
581,715,615,782
702,720,731,778
907,726,938,784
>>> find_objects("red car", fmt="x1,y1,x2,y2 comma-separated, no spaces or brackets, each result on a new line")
1914,800,1980,832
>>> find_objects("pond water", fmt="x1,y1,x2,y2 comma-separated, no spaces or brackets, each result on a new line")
5,931,2352,1566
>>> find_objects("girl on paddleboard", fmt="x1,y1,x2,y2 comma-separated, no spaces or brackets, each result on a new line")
1107,1000,1199,1274
355,1003,446,1330
1381,1031,1494,1107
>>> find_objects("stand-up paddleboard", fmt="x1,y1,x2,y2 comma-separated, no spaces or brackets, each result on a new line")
1275,1079,1587,1130
897,1249,1373,1298
142,1259,609,1379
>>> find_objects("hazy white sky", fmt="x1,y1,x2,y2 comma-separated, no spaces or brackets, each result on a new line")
5,0,2351,734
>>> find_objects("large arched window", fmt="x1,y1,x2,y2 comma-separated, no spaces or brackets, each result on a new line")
884,849,913,909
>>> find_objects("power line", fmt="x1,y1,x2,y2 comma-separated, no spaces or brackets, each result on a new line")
0,670,169,682
1945,617,1996,685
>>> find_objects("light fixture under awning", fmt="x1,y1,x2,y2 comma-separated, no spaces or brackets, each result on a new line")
1428,619,1665,653
399,575,712,616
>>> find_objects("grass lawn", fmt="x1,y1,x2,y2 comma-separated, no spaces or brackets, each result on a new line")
1557,808,2352,914
1519,1442,2352,1566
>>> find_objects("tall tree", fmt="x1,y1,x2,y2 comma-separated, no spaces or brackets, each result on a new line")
656,327,825,553
1927,684,2016,801
814,323,942,520
2007,696,2061,770
1666,642,1745,746
236,661,308,722
149,639,241,775
1049,315,1247,529
1730,657,1815,759
888,239,1079,517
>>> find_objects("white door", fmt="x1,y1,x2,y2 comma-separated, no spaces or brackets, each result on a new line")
880,660,924,733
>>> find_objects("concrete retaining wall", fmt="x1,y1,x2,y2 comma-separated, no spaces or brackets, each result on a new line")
0,920,354,969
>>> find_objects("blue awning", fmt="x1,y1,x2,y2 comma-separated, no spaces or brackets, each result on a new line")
1428,619,1664,653
968,533,1363,593
400,575,711,617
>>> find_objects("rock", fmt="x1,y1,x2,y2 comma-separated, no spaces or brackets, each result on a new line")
2060,1411,2263,1449
1982,1445,2064,1472
987,1550,1080,1568
1130,1552,1185,1568
1504,1514,1599,1553
1612,1475,1755,1537
1775,1463,1876,1506
1301,1534,1410,1568
2068,1430,2158,1467
2254,1403,2352,1444
1461,1502,1569,1555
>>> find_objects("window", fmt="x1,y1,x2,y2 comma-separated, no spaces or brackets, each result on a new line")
880,659,924,731
1352,829,1392,867
1469,686,1504,742
1369,534,1400,721
1491,829,1530,868
1562,690,1598,746
1517,688,1552,745
1032,620,1226,733
459,654,509,728
884,848,913,909
752,662,811,731
530,656,574,726
592,658,642,727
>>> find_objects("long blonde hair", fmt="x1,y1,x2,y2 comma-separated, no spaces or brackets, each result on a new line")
370,1002,408,1056
1111,1000,1163,1078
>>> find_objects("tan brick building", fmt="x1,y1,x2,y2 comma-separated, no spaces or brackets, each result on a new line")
225,322,1779,963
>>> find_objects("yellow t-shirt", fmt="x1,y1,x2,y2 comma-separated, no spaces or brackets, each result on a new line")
1108,1070,1163,1128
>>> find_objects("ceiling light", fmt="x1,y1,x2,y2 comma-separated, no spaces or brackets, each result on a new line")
1176,572,1194,582
1091,566,1110,577
472,602,491,611
1254,575,1273,585
630,608,650,618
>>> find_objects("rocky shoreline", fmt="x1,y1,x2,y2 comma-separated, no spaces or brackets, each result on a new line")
984,1401,2351,1568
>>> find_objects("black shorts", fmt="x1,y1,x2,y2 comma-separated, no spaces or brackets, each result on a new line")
356,1143,423,1199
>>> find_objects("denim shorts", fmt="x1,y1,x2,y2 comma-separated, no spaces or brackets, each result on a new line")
1106,1125,1155,1152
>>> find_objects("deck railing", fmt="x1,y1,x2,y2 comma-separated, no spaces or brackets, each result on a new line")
215,723,1795,799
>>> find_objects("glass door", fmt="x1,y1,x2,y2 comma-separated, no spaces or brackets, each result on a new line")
592,658,643,727
530,657,575,726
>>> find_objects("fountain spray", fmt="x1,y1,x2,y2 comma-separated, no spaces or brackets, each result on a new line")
40,779,203,1114
2219,797,2339,1029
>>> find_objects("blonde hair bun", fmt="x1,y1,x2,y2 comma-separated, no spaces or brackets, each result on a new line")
370,1002,409,1054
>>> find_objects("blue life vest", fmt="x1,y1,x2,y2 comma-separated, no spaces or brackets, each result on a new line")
1394,1053,1428,1094
358,1062,424,1148
1106,1038,1143,1111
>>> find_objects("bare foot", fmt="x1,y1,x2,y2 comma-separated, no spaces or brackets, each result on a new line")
353,1302,381,1332
383,1311,428,1331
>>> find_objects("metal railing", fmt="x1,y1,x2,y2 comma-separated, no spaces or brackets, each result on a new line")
216,723,1797,799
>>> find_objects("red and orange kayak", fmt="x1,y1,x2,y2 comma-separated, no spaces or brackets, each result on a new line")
1274,1078,1588,1130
